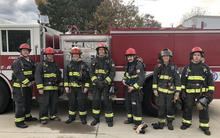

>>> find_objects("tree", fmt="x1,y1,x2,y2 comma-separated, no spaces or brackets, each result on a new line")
180,7,207,24
85,0,161,34
37,0,103,32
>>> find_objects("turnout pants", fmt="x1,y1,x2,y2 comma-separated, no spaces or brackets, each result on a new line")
13,87,32,124
38,90,58,120
182,93,210,129
157,92,175,123
67,87,87,120
125,88,143,125
92,86,113,123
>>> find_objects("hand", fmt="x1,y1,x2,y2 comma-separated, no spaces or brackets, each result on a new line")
65,87,70,93
128,87,134,93
39,90,44,95
174,93,179,101
83,88,88,94
122,80,127,86
154,90,159,97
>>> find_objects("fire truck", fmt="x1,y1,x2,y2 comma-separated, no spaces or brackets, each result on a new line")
1,24,220,116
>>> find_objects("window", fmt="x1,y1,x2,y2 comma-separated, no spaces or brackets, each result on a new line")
8,30,30,52
1,30,7,52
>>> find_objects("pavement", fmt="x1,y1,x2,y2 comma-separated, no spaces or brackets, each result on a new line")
0,100,220,138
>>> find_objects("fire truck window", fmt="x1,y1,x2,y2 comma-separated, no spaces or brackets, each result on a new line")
8,30,30,52
1,30,7,52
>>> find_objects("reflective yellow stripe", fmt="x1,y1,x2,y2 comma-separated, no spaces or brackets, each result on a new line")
176,86,182,91
167,115,175,118
23,71,32,75
79,111,87,116
40,116,49,120
133,116,142,121
25,114,31,118
188,76,205,81
69,110,76,115
95,69,107,74
92,109,100,114
69,72,80,76
44,73,57,78
186,88,207,93
126,72,137,79
43,86,58,90
22,78,29,84
159,75,171,80
181,85,186,89
159,119,166,123
13,83,27,87
182,118,192,124
158,87,174,94
208,86,215,91
64,82,69,87
122,77,127,80
91,76,97,82
50,115,56,119
200,123,209,127
133,83,140,89
85,83,90,87
105,76,111,84
127,114,132,118
105,113,114,118
59,82,63,86
14,117,25,122
152,84,157,89
69,82,81,87
37,84,43,89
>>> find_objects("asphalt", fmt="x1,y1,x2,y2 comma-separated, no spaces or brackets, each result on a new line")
0,100,220,138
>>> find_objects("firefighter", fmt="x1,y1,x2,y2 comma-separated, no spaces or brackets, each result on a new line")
35,47,63,124
64,47,90,125
122,48,145,128
151,48,181,130
90,43,115,127
12,43,38,128
180,47,214,135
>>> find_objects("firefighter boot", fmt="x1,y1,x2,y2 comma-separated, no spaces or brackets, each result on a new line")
40,119,48,125
200,126,211,136
15,122,28,128
107,121,113,127
180,123,190,130
151,122,165,129
65,115,75,124
81,118,87,125
90,119,100,126
167,120,174,130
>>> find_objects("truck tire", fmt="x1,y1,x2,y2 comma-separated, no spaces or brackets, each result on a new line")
142,75,158,117
0,79,11,114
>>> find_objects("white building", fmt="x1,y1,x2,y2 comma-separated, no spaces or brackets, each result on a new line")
182,15,220,29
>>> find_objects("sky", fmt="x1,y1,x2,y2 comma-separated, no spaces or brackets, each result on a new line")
0,0,220,27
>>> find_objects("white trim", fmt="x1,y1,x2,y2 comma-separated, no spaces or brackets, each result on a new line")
110,30,220,34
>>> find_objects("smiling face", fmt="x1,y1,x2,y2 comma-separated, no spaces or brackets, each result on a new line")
127,55,135,62
72,53,80,60
98,48,106,56
46,54,54,61
162,55,170,63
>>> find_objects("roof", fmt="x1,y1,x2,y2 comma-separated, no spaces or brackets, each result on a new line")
183,15,220,22
0,19,15,24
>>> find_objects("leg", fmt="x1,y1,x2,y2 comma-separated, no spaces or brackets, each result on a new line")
38,90,50,124
103,86,114,127
199,106,211,135
24,88,37,121
77,88,88,124
49,90,59,120
91,87,101,126
66,87,77,124
131,90,142,126
124,87,133,124
166,94,175,130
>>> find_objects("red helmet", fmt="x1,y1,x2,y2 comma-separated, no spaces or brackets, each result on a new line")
70,47,82,54
125,48,136,56
19,43,31,52
160,48,173,57
44,47,55,54
190,46,204,59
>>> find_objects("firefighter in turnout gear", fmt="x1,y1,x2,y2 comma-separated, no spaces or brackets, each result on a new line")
122,48,145,128
64,47,90,125
12,43,38,128
151,48,181,130
35,47,63,125
180,47,214,135
90,43,115,127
